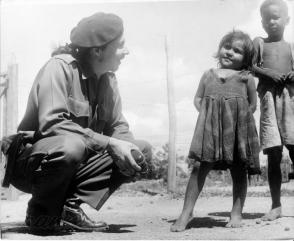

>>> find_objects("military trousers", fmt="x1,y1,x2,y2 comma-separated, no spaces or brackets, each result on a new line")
9,134,152,220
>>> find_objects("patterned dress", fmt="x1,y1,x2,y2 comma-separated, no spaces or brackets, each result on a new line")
189,69,260,174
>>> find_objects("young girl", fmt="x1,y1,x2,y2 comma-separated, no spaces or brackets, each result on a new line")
171,30,261,232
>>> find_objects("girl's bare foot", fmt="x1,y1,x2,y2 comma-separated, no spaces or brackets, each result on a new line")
170,213,193,232
225,215,243,228
261,206,282,221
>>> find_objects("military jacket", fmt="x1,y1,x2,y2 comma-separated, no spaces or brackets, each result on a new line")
18,54,134,152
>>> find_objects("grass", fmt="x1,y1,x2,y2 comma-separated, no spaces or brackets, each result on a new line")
116,177,294,198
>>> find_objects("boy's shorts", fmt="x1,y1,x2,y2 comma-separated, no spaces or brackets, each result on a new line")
260,89,294,154
260,91,282,153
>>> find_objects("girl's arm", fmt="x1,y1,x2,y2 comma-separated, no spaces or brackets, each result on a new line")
247,75,257,113
193,71,207,112
194,97,202,112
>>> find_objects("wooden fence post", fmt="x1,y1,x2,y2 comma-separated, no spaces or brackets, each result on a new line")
0,63,19,201
165,35,177,192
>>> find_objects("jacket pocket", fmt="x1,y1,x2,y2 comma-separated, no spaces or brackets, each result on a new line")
67,97,90,118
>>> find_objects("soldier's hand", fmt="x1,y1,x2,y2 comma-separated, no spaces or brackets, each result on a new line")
107,137,141,176
1,134,18,154
18,131,35,143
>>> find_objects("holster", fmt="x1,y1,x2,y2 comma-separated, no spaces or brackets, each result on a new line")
1,132,32,187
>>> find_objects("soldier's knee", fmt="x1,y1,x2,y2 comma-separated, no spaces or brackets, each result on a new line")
58,136,87,166
34,135,87,169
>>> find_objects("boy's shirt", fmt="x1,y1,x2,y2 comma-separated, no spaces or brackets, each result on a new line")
253,37,294,97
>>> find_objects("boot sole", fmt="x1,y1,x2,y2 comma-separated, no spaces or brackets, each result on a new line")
61,220,109,232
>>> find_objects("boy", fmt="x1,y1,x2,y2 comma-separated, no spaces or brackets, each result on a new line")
253,0,294,221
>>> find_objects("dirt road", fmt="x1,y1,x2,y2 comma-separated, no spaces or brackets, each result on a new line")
1,190,294,240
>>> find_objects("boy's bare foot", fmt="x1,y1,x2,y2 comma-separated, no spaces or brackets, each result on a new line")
170,213,193,232
225,215,242,228
261,206,282,221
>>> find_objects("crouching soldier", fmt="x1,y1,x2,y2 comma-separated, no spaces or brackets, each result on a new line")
1,12,152,234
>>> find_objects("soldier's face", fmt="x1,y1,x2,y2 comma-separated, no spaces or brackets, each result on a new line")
101,35,129,72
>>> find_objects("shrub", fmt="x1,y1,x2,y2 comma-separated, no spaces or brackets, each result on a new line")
138,143,188,181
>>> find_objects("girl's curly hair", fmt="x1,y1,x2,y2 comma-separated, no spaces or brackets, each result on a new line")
215,30,255,70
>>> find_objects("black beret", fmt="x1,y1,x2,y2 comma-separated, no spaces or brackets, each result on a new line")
70,12,124,48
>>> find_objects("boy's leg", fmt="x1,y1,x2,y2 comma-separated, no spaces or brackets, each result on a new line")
286,145,294,179
261,147,282,221
226,163,247,228
170,162,213,232
287,145,294,164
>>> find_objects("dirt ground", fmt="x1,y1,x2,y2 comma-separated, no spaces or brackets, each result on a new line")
1,183,294,240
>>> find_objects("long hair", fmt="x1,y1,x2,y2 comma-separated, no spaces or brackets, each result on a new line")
51,43,109,71
215,30,255,70
51,44,92,62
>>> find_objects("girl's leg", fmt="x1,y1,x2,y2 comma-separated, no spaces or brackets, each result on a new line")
226,163,247,228
261,147,282,221
170,162,213,232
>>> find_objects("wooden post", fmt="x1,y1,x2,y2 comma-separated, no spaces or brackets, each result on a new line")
165,35,177,192
1,63,19,201
5,64,18,136
0,74,8,200
0,0,2,139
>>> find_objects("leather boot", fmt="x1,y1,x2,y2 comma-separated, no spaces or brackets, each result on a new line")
61,199,108,232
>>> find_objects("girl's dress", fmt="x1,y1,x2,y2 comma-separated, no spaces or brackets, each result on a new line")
189,69,260,174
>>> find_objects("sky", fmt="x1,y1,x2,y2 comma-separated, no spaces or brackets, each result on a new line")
0,0,293,156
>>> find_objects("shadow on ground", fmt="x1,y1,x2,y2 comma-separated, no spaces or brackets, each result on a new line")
103,224,136,233
187,217,227,228
1,222,137,236
208,212,264,219
168,217,227,229
1,222,73,237
168,212,266,229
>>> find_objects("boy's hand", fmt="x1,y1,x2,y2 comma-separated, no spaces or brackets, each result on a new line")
254,66,285,85
285,71,294,83
267,70,285,85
